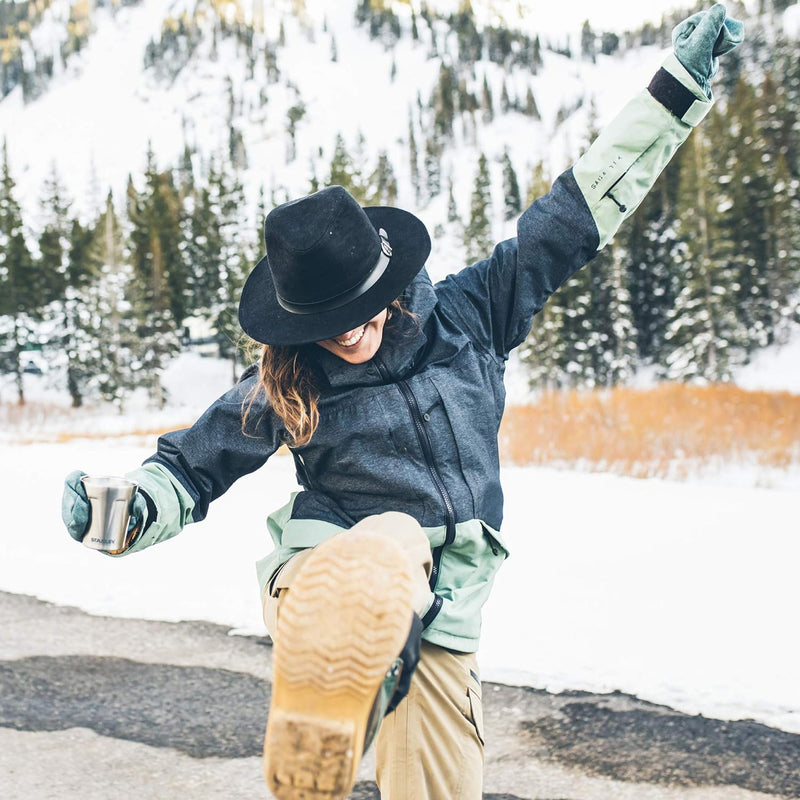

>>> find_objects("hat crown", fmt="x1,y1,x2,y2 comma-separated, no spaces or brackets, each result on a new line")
265,186,381,308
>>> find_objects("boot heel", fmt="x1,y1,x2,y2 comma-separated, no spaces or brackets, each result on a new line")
266,709,355,798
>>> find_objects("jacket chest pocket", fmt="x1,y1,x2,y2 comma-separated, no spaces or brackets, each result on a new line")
298,390,427,511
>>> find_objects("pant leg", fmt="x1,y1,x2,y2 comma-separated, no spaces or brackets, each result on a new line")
376,641,485,800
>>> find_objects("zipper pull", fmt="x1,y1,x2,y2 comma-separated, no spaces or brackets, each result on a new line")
606,191,627,213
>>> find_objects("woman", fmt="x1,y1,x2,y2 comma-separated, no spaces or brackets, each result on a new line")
62,7,743,799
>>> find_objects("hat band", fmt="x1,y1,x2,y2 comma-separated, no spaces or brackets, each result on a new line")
275,231,393,316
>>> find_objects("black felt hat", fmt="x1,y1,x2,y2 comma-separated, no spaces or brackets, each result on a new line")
238,186,431,346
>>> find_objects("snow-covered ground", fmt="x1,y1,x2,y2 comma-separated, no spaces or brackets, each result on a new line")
3,338,800,737
2,435,798,737
2,0,798,743
736,324,800,395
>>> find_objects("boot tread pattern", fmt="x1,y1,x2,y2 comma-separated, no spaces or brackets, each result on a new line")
265,531,414,800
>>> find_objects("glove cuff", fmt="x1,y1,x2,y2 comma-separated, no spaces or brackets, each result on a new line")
650,54,713,126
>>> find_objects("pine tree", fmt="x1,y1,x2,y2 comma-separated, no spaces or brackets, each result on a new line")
520,295,566,391
662,126,745,382
286,98,306,162
125,151,183,408
463,152,492,263
432,62,457,139
408,110,421,203
0,140,42,405
585,243,638,387
765,151,800,342
501,149,521,220
500,80,512,114
723,76,775,351
525,159,550,207
209,159,251,381
581,20,597,63
229,124,248,170
447,176,460,224
328,132,367,203
424,128,442,200
531,35,542,71
520,161,576,390
736,73,800,347
185,181,223,320
85,190,140,409
481,73,493,123
39,167,94,404
37,166,72,311
549,265,596,387
524,85,541,120
368,151,398,205
622,158,683,364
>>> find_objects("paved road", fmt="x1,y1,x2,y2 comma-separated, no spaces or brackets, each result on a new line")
1,591,798,800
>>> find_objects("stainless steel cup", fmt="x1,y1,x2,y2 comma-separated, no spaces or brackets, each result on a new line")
80,476,138,552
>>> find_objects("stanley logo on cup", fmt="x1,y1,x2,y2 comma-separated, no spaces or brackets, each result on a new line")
80,476,138,553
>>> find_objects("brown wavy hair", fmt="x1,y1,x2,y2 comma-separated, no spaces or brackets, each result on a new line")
243,298,415,447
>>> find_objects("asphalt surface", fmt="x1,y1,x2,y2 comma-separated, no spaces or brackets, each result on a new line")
1,590,798,800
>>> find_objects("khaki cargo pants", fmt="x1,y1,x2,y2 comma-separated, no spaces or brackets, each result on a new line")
262,512,485,799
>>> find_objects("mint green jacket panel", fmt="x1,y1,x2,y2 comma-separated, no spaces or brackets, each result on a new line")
573,53,713,250
255,493,509,654
109,463,197,555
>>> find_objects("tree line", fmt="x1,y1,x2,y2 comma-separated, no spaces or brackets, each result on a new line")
2,1,798,408
0,141,258,408
522,45,800,389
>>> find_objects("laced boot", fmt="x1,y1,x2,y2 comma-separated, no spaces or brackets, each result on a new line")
264,529,418,800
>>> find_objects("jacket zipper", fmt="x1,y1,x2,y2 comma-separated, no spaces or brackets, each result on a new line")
374,356,456,607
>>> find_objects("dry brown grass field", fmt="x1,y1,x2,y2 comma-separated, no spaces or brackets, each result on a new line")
499,384,800,478
4,385,800,479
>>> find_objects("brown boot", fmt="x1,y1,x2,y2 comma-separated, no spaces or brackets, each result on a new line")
264,530,415,800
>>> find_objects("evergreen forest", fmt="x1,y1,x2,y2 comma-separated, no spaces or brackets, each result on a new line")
1,0,798,408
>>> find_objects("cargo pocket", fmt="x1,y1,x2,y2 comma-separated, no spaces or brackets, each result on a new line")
467,685,485,747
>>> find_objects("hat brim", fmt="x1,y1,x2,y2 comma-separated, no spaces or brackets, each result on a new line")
238,206,431,346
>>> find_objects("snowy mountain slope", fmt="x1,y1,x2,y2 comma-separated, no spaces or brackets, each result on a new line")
2,0,680,277
4,0,798,396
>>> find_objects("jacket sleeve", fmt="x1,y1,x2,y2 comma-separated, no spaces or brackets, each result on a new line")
118,367,284,555
436,53,713,358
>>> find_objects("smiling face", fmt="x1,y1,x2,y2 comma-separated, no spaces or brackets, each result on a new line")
315,308,389,364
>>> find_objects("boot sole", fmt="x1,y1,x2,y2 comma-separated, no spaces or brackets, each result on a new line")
264,530,414,800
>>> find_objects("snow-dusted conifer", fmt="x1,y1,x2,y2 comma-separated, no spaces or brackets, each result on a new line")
368,151,398,206
424,128,442,200
447,177,460,224
622,163,683,365
84,190,140,409
463,152,492,263
209,158,251,381
581,21,597,64
481,73,493,123
501,149,521,221
662,126,745,382
125,150,183,407
0,140,40,405
408,109,421,204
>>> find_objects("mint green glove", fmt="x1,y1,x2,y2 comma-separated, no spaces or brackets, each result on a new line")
673,3,745,98
61,470,147,546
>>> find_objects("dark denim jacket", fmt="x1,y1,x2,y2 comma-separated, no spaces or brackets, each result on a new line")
149,172,596,531
132,63,711,649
